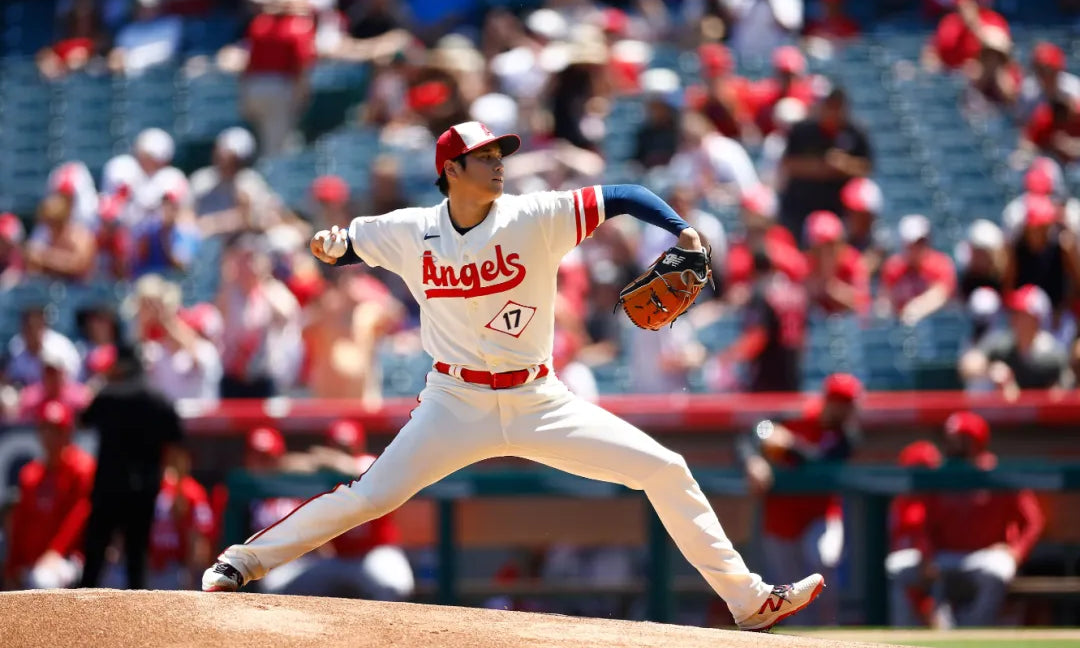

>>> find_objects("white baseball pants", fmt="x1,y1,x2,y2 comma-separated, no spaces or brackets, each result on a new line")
219,372,772,620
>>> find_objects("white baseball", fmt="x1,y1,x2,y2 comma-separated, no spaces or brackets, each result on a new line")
321,225,348,258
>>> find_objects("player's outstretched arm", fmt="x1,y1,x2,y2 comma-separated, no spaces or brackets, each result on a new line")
600,184,702,251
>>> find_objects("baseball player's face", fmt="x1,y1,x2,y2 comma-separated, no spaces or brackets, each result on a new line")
454,143,505,199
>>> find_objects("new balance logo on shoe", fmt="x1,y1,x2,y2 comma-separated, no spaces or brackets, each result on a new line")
759,595,787,614
661,253,684,266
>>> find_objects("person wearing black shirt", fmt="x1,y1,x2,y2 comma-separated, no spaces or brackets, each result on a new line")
78,343,185,589
779,87,873,246
718,249,807,392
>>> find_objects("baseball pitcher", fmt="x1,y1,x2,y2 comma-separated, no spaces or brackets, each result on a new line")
203,121,823,631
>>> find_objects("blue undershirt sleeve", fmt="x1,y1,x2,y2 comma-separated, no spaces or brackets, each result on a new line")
600,184,690,237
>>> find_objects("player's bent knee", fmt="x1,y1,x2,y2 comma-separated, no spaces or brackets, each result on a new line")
642,452,693,488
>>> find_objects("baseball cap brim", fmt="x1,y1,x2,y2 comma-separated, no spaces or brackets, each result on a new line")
434,133,521,184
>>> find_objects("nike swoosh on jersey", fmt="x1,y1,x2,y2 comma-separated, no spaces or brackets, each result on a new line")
424,233,440,240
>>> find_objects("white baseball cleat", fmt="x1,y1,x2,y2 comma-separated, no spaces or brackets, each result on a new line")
736,573,826,632
202,560,246,592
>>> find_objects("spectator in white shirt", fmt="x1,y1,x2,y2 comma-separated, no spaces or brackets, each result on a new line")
669,112,760,207
102,128,182,229
130,275,222,402
4,306,81,389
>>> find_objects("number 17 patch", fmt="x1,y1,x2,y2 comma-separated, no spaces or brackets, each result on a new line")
485,300,537,338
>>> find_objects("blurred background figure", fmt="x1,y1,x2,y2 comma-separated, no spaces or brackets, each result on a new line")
25,192,96,282
714,247,806,393
2,401,95,590
78,343,186,589
739,373,862,625
130,275,222,402
959,284,1073,400
216,236,302,398
803,210,869,316
108,0,183,76
228,0,317,155
886,440,944,627
779,87,873,243
191,127,277,236
878,215,957,326
916,412,1044,628
4,306,81,391
838,177,888,277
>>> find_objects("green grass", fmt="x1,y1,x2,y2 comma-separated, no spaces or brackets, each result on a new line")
893,642,1080,648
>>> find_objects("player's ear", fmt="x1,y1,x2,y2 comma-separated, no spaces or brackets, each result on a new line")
444,160,459,179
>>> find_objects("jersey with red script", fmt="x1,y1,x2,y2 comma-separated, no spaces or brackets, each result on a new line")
149,473,214,570
347,188,606,370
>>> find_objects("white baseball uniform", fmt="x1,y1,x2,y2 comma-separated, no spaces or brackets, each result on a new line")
217,186,772,621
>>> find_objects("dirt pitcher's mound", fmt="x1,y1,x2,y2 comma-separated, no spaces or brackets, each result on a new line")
0,589,904,648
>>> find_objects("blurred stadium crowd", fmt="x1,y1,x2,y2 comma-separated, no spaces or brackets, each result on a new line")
0,0,1076,629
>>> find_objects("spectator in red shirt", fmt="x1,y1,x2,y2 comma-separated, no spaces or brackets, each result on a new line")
886,441,944,627
36,0,109,80
751,46,816,137
145,466,214,590
1022,96,1080,163
2,400,95,590
920,412,1044,628
740,373,863,625
233,1,318,155
724,184,808,305
924,0,1010,71
803,0,861,43
879,215,958,326
1019,42,1080,121
839,177,888,277
804,210,870,315
279,419,414,601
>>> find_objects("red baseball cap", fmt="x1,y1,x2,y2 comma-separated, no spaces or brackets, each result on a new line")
823,372,862,402
39,399,74,430
0,212,24,243
1033,41,1066,71
945,411,989,452
311,175,350,205
1025,193,1057,227
897,440,943,469
327,419,366,454
434,121,521,177
806,210,845,246
1005,284,1051,320
247,426,285,458
772,46,806,75
840,177,883,214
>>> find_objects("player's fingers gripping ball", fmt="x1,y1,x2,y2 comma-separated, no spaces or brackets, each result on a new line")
320,225,349,259
618,246,712,330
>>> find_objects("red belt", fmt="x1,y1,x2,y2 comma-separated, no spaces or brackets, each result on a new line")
433,362,549,389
